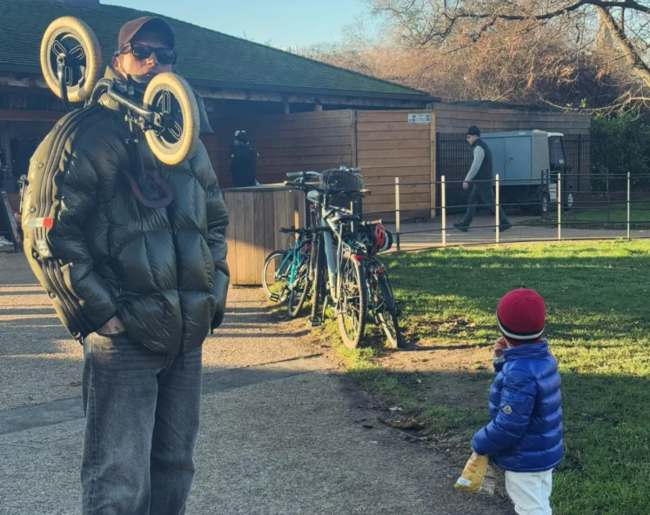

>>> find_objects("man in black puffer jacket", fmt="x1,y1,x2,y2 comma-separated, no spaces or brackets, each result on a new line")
23,17,228,514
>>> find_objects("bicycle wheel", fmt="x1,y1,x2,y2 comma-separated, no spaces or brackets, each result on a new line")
374,271,405,349
337,255,367,349
143,72,200,165
262,250,291,303
287,252,311,318
40,17,102,102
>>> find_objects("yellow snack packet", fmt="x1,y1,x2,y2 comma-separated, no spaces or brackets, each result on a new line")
454,453,496,495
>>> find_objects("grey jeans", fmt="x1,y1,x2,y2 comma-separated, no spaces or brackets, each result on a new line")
82,332,202,515
461,182,510,226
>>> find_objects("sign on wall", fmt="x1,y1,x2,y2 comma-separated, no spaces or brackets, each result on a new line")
0,93,65,112
408,113,431,124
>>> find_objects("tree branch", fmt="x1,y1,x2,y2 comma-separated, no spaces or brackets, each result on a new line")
451,0,650,23
595,5,650,89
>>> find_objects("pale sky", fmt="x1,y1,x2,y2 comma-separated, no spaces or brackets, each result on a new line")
104,0,374,49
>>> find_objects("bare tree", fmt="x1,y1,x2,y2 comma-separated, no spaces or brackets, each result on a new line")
366,0,650,110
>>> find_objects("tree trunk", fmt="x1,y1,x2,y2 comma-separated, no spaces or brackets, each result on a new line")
595,6,650,89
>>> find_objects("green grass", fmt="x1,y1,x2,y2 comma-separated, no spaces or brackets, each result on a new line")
347,240,650,515
542,197,650,229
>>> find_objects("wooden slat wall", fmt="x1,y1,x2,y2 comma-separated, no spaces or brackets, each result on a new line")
209,110,355,188
357,110,433,220
432,104,591,135
224,188,306,286
209,105,591,230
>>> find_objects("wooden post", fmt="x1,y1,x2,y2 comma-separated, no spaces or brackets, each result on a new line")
495,174,500,245
395,177,401,252
350,110,358,168
627,172,631,240
557,173,562,241
441,175,446,247
429,113,437,219
0,127,12,177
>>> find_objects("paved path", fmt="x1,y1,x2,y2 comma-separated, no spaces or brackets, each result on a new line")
0,252,513,514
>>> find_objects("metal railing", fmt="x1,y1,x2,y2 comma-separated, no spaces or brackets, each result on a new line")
363,172,645,251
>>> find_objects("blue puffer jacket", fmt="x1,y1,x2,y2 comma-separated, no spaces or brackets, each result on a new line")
471,341,563,472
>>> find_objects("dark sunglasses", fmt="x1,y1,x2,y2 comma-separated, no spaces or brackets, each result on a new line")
117,43,177,65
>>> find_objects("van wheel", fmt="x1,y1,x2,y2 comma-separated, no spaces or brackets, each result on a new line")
565,188,574,211
540,190,550,217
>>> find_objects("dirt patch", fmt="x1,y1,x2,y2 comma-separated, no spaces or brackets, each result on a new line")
377,341,495,410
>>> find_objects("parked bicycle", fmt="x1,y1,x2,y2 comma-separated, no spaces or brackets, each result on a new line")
269,167,404,349
284,168,369,348
262,226,313,318
357,222,404,348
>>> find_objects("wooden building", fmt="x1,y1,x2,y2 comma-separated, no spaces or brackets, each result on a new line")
0,0,433,210
211,106,590,221
0,0,591,224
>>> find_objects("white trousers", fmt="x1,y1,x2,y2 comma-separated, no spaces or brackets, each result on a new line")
505,469,553,515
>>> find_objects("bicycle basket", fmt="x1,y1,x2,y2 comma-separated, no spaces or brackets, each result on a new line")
320,168,364,208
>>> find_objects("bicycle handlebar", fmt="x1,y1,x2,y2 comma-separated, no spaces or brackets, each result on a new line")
284,180,365,200
286,171,321,180
279,226,313,234
286,168,361,180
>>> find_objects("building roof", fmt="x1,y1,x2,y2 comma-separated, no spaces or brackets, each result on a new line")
0,0,432,101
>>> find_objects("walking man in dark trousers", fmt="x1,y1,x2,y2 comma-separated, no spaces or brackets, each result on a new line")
454,126,512,232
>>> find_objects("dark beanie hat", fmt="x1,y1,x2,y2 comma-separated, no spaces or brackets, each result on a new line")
496,289,546,345
467,126,481,137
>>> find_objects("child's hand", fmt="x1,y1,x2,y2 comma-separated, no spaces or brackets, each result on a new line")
466,451,483,473
493,336,508,358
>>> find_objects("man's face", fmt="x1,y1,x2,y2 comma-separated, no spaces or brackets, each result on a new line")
114,30,174,78
467,135,478,145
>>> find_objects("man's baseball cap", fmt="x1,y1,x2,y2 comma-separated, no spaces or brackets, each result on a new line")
466,126,481,137
117,17,175,51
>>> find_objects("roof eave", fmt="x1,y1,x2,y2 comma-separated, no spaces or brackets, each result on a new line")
0,63,438,103
0,63,41,75
188,77,436,103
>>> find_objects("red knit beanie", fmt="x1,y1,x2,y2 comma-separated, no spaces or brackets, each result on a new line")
496,289,546,345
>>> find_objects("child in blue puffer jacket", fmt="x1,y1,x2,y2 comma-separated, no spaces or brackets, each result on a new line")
471,289,563,515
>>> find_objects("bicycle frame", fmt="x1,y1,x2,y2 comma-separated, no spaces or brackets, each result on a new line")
287,232,309,291
274,233,303,283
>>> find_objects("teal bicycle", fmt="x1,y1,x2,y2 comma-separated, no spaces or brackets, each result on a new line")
262,227,313,318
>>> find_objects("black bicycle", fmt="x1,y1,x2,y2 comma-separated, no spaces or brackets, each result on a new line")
358,222,404,348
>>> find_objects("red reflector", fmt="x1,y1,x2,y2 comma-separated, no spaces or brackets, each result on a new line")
43,217,54,228
353,254,365,260
377,268,385,274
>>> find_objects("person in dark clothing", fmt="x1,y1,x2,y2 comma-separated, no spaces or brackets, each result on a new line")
229,129,259,187
454,126,511,232
23,16,229,514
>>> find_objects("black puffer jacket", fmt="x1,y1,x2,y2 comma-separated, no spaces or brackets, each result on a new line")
22,69,229,355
